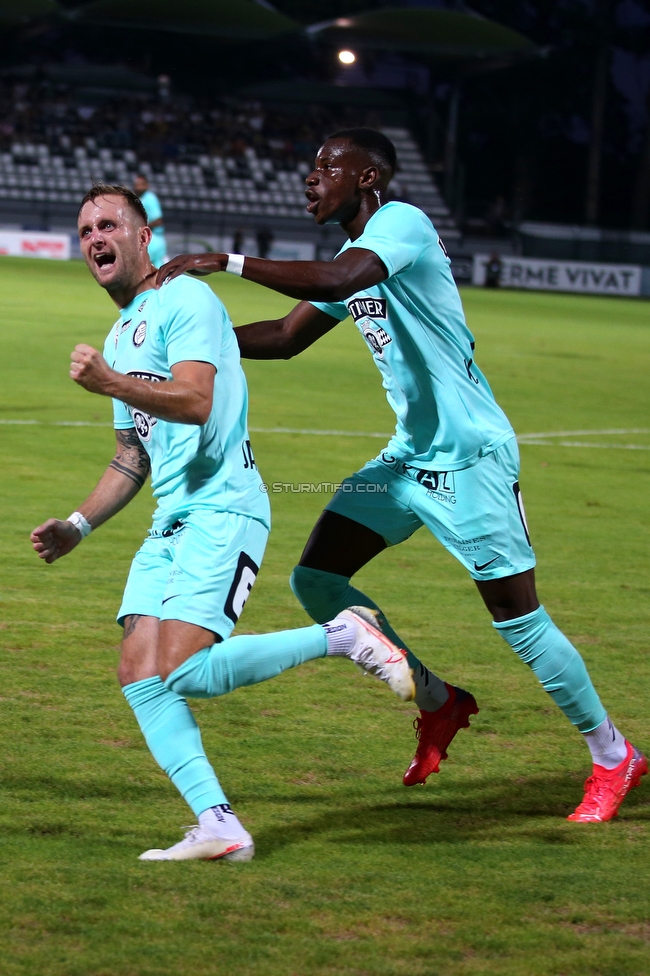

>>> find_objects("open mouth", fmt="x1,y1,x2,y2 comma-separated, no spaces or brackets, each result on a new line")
305,189,319,214
94,252,116,268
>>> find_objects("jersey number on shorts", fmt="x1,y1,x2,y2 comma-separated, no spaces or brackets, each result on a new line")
224,551,260,625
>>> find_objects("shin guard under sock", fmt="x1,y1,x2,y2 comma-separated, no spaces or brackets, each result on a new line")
493,606,606,732
290,565,449,710
123,676,227,816
165,624,327,699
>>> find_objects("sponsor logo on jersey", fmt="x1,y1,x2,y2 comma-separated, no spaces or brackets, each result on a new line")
361,324,392,357
137,298,148,313
347,297,387,322
126,370,166,383
378,452,456,502
133,321,147,347
115,318,131,346
131,409,157,442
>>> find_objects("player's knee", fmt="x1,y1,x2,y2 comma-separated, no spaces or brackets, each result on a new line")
290,565,351,623
117,657,144,688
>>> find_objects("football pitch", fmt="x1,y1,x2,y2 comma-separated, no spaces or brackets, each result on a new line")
1,255,649,976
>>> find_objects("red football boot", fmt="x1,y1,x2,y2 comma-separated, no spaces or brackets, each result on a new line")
403,683,479,786
567,741,648,823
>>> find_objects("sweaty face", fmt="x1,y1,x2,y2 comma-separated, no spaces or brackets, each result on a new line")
78,195,149,293
305,139,370,225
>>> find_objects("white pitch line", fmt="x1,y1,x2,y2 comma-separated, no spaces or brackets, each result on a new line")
1,420,649,451
556,441,650,451
518,428,649,440
249,426,390,438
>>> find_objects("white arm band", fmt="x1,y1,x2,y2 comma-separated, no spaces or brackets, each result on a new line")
225,253,245,276
67,511,92,539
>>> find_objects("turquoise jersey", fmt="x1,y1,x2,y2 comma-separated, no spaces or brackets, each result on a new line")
139,188,167,265
139,189,165,239
103,275,270,530
311,202,514,472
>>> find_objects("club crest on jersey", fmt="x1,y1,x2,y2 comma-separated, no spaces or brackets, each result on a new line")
133,321,147,347
347,298,387,322
131,409,156,442
361,324,392,358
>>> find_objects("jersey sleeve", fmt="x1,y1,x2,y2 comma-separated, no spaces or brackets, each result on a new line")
308,299,349,320
347,203,429,278
112,398,135,429
143,191,162,223
160,277,225,370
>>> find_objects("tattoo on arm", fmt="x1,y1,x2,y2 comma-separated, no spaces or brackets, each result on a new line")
110,428,150,489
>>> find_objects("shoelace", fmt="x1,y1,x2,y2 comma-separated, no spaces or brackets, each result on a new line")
578,774,618,810
181,825,202,842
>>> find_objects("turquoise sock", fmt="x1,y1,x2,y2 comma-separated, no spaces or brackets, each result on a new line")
290,565,449,709
123,676,227,816
165,624,327,698
493,606,606,732
291,565,420,666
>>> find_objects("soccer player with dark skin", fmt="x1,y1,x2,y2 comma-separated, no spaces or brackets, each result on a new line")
158,130,647,822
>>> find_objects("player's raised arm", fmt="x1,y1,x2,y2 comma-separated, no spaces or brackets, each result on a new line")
70,345,216,426
235,301,341,360
30,428,150,564
156,246,387,303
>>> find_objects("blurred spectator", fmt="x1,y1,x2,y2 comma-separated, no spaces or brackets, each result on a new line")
0,75,385,170
484,253,502,288
485,195,511,237
256,227,273,259
134,173,168,268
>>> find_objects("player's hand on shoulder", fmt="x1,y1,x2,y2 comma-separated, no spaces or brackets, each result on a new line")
30,518,82,564
70,344,115,394
155,253,225,287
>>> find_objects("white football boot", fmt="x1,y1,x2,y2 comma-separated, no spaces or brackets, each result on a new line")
340,606,416,701
139,825,255,862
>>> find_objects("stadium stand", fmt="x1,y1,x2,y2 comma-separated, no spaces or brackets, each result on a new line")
0,74,457,237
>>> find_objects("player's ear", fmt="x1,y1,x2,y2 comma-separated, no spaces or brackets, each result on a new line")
359,165,380,190
141,224,153,249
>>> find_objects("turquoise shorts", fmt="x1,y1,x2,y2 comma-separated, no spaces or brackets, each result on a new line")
117,511,269,638
326,437,535,581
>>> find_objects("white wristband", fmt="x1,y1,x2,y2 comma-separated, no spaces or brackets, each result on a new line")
225,253,245,276
67,511,92,539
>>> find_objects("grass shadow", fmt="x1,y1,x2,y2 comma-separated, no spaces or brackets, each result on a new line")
253,770,650,857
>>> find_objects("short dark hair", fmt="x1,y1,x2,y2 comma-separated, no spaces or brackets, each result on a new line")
327,127,397,176
78,183,148,225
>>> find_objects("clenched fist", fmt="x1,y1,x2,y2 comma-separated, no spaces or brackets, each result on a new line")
70,344,116,395
31,518,82,564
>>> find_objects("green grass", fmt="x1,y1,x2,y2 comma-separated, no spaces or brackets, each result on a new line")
1,255,649,976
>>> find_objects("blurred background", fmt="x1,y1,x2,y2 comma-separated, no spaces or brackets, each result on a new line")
1,0,650,272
